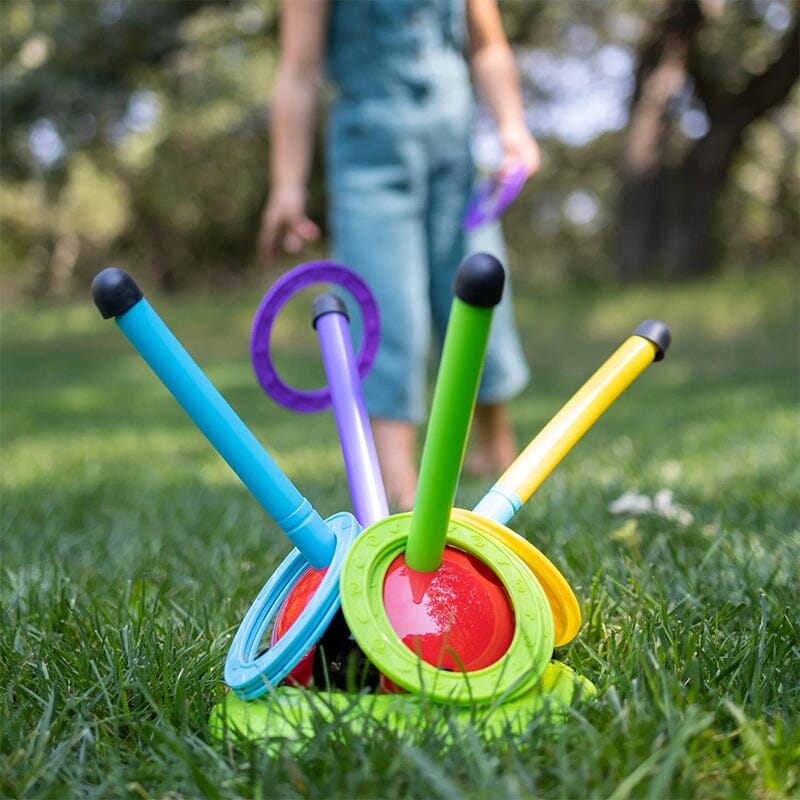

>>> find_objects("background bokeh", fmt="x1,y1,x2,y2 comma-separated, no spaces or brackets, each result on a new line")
1,0,798,302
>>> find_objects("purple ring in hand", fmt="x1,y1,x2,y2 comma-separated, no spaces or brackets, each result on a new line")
462,162,528,232
251,261,380,413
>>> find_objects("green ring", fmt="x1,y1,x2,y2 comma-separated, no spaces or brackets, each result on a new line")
339,514,554,705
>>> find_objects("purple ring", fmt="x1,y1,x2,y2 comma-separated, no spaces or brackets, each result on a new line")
251,261,380,413
463,162,528,232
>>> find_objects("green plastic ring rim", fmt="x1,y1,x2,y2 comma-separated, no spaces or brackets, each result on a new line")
339,514,555,705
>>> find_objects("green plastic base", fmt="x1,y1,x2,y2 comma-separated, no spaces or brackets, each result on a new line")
209,661,596,750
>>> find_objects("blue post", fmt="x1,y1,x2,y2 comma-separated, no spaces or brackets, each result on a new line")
92,268,336,569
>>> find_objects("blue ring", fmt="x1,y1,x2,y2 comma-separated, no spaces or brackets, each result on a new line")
224,512,359,699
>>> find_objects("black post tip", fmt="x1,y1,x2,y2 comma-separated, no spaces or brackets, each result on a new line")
92,268,143,319
312,293,349,329
452,252,506,308
634,319,672,361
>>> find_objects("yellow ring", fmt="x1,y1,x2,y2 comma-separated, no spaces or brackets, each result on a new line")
451,508,581,646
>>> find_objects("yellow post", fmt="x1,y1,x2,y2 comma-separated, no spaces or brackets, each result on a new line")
499,335,658,505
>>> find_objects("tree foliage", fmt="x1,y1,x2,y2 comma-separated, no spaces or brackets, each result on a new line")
1,0,280,298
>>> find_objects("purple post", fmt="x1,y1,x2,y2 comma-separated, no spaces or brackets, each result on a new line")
313,294,389,528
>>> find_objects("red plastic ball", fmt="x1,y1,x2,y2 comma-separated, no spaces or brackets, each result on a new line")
270,566,326,686
271,567,379,690
382,546,515,672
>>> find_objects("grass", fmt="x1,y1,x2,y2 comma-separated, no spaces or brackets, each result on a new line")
1,264,798,798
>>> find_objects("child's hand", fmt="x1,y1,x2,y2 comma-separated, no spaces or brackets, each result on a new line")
498,125,541,178
258,185,321,264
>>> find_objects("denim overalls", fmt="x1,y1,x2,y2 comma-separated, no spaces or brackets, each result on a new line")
325,0,530,424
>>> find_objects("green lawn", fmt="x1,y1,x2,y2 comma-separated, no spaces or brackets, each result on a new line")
1,265,798,798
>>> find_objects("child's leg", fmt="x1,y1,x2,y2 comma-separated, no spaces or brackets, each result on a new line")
372,418,418,512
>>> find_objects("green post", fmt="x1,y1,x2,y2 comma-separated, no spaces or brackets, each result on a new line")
404,253,506,573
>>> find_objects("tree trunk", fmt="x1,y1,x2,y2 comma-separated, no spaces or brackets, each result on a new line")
618,2,799,280
619,0,703,280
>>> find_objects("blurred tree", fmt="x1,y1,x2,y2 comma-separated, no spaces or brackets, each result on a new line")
1,0,206,296
0,0,280,297
619,0,799,279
